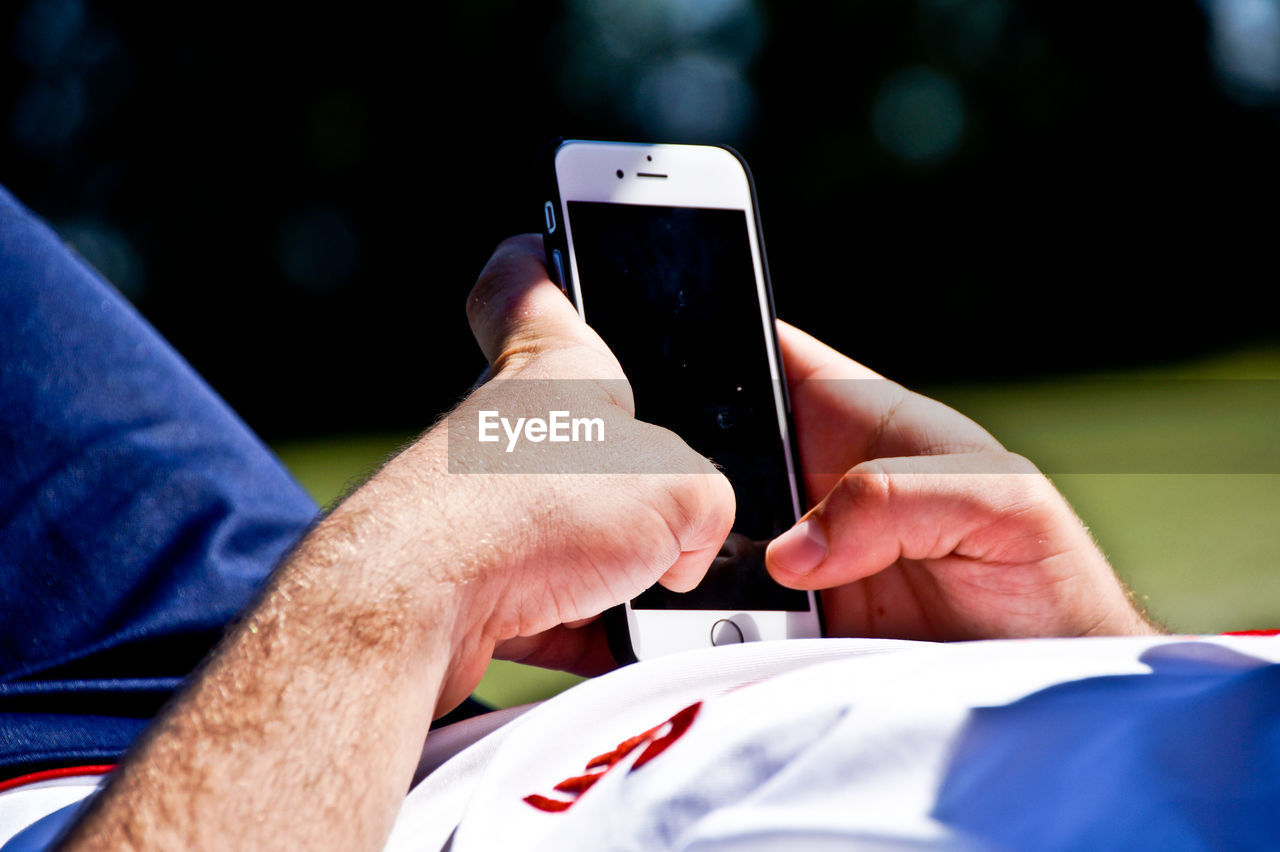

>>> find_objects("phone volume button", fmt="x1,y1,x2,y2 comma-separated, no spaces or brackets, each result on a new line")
550,249,567,293
544,200,557,234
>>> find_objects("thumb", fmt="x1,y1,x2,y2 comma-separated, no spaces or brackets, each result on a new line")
765,452,1047,589
466,234,618,378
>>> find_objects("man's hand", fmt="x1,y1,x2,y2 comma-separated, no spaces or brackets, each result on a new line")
765,323,1157,640
59,236,733,851
438,234,736,702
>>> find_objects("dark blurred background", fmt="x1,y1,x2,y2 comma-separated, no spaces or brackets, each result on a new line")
3,0,1278,441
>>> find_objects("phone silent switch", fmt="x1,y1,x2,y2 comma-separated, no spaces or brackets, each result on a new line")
550,249,567,293
710,619,744,646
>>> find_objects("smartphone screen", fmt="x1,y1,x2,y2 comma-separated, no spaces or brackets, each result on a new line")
566,200,809,612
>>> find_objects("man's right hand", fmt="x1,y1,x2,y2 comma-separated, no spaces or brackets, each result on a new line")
765,323,1158,640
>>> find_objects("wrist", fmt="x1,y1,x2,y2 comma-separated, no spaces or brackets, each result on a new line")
62,464,473,850
299,427,509,704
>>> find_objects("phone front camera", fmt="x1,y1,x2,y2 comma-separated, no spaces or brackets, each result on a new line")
616,169,624,179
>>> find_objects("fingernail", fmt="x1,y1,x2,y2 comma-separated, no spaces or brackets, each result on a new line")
769,518,827,576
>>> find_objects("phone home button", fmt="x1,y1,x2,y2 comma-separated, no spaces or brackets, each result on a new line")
710,619,745,646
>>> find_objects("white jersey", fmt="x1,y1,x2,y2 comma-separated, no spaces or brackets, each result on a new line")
391,634,1280,851
4,635,1278,850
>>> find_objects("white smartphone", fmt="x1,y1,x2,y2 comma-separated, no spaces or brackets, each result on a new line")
538,139,823,663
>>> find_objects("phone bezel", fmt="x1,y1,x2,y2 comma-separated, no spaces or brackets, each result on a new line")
543,140,822,662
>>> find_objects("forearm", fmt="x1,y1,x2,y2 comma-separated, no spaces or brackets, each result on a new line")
58,436,472,852
48,231,735,849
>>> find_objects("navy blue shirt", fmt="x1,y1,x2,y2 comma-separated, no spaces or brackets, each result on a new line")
0,185,319,777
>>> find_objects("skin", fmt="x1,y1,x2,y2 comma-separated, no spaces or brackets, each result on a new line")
765,322,1160,640
58,236,735,850
57,235,1152,851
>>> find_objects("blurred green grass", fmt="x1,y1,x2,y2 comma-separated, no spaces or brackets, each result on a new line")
273,345,1280,707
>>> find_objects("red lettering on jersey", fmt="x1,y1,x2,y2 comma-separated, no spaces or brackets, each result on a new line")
632,701,700,769
523,701,702,813
523,794,573,812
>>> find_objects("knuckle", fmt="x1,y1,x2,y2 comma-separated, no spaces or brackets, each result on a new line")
999,452,1060,508
640,429,735,545
839,459,894,510
638,421,694,465
674,473,735,549
704,466,737,519
1000,452,1042,476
